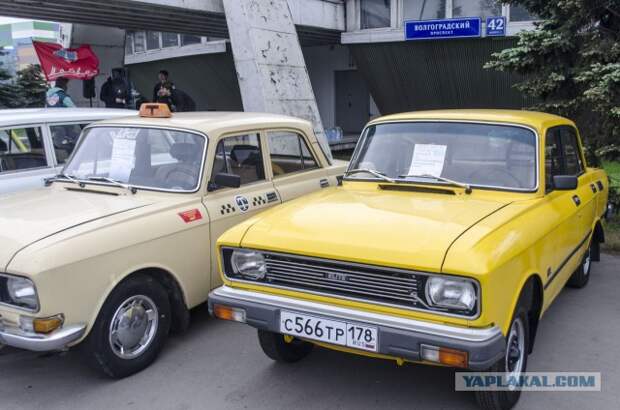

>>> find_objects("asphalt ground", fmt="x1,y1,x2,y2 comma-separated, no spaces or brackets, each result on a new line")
1,254,619,410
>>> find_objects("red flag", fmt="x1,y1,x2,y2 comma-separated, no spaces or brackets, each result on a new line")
33,41,100,81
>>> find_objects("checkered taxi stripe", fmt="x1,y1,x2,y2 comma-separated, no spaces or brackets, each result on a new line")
220,204,236,215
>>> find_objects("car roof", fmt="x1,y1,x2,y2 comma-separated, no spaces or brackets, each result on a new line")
369,109,574,131
92,111,314,136
0,108,137,127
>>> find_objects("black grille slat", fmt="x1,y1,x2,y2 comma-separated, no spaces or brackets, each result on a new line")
263,254,421,308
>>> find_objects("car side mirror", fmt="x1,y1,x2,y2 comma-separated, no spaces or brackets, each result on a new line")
553,175,578,190
209,172,241,191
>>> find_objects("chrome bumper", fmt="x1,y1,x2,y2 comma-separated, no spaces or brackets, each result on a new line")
209,285,505,369
0,324,86,352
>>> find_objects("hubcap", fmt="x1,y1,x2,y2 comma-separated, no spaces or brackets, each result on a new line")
504,317,525,390
109,295,159,360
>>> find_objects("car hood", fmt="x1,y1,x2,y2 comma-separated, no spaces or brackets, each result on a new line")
0,188,153,270
240,185,512,272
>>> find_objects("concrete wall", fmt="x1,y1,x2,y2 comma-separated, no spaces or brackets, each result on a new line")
68,24,126,107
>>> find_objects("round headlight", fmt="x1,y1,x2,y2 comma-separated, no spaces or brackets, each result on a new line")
426,276,476,312
6,276,38,310
231,250,267,280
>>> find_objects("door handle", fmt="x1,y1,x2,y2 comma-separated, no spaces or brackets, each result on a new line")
572,195,581,206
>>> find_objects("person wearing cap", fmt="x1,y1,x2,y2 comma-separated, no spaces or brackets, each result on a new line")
46,77,76,108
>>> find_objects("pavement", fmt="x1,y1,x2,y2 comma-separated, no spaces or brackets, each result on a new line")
1,254,619,410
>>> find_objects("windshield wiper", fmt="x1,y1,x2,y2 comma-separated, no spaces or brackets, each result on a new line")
344,168,395,183
45,173,84,187
87,176,138,194
398,173,472,194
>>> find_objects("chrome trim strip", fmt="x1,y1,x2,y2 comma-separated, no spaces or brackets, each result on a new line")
0,324,86,352
346,120,541,193
222,247,481,320
211,286,500,343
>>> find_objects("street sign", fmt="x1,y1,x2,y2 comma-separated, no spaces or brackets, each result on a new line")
486,16,506,36
405,17,481,40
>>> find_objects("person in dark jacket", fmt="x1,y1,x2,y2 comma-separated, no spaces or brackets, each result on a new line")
100,69,128,108
153,70,175,102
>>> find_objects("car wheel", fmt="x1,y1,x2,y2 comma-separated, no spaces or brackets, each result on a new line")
83,274,171,378
475,305,529,410
258,330,314,363
567,241,592,289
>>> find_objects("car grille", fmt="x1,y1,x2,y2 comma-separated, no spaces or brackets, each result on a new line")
262,253,424,309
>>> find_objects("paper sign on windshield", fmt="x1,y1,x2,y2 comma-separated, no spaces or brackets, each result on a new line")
408,144,447,177
109,138,136,181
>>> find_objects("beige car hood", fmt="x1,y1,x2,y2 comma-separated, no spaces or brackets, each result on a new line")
0,187,152,270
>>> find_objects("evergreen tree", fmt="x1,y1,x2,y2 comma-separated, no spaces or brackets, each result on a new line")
0,51,22,108
16,64,47,108
485,0,620,148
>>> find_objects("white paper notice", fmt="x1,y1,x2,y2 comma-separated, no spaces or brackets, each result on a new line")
109,138,136,181
408,144,447,177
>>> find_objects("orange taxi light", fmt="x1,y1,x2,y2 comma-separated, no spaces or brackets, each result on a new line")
139,103,172,118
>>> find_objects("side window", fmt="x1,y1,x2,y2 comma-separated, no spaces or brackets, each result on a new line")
50,123,89,164
0,127,48,173
545,128,563,192
210,133,265,189
268,131,318,177
560,127,584,176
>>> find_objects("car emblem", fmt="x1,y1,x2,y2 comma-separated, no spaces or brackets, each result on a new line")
326,272,348,282
235,195,250,212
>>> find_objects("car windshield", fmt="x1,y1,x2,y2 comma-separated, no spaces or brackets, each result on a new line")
64,127,206,192
349,122,537,190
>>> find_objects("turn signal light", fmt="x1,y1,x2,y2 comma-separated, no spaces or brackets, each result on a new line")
421,344,468,368
33,315,64,334
212,304,246,323
139,103,172,118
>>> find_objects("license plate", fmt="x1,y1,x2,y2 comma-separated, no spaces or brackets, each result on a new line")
279,310,378,352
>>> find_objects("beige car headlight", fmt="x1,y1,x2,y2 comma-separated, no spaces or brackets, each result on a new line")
1,274,39,311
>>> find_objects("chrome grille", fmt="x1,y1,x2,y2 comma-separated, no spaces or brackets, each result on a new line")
263,253,422,309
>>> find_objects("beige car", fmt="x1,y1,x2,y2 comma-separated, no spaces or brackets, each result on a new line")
0,105,346,377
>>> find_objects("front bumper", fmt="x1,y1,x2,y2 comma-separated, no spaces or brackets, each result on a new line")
209,286,505,370
0,323,86,352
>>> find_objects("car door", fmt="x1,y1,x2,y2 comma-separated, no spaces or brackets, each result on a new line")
542,126,592,303
265,129,331,202
203,131,281,289
0,124,54,194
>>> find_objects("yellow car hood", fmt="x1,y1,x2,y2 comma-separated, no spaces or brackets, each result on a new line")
0,187,152,270
240,185,511,272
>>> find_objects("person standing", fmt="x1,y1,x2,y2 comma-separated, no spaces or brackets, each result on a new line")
153,70,174,102
100,69,128,108
46,77,76,108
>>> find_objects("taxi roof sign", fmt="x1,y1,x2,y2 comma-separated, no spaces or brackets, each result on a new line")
139,103,172,118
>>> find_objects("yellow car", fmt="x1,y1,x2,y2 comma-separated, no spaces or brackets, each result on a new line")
0,104,346,378
209,110,609,410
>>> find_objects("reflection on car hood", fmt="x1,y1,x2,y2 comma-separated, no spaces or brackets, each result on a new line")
0,187,153,270
240,185,512,272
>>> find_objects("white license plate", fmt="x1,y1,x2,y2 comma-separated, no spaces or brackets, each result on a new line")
279,310,378,352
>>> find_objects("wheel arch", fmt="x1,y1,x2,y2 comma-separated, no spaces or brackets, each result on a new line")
515,275,544,355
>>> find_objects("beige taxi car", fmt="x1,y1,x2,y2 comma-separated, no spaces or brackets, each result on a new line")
0,104,346,377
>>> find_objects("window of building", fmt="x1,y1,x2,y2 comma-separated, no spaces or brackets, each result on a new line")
403,0,445,21
510,4,537,22
453,0,502,19
125,32,134,55
181,34,202,46
210,133,265,189
162,32,179,48
146,31,161,50
361,0,391,29
134,31,146,53
268,131,318,177
0,127,48,173
50,123,88,165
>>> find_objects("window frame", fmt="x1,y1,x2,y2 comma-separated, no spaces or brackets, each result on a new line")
0,124,51,175
544,125,586,193
208,130,269,191
266,129,321,179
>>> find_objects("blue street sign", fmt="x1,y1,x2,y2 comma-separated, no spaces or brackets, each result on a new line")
405,17,481,40
486,16,506,36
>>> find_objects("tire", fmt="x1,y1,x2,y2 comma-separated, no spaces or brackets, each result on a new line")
82,274,171,378
567,241,592,289
475,304,530,410
258,330,314,363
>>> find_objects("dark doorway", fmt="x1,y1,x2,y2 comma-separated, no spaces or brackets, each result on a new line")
335,70,370,135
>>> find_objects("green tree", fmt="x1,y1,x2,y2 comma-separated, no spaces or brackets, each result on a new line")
0,52,22,108
16,64,47,108
485,1,620,148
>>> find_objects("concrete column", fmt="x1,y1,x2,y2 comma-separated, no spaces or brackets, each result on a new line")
222,0,332,160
